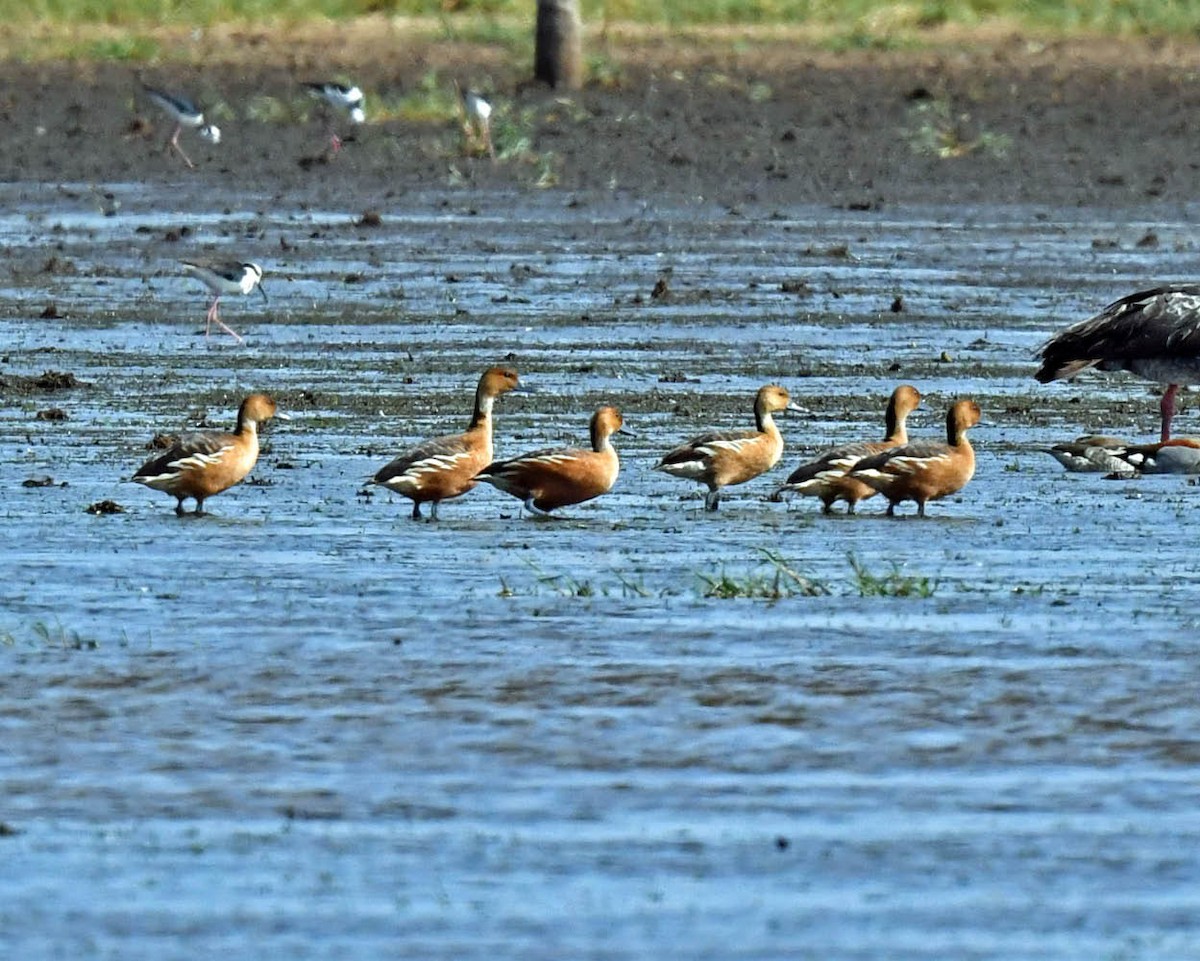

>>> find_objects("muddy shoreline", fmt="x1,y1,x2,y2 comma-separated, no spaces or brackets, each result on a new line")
5,26,1200,210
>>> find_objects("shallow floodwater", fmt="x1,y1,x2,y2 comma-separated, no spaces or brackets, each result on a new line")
3,183,1200,959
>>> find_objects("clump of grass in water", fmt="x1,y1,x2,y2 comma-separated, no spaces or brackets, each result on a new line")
847,552,936,598
698,548,829,599
904,97,1010,160
1,619,97,649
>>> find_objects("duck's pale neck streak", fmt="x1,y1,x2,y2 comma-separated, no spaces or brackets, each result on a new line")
754,406,780,436
590,420,614,453
946,415,971,447
468,389,496,433
235,411,260,437
884,403,908,444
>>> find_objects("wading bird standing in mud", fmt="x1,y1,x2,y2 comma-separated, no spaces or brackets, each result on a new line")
456,83,496,160
139,82,220,169
371,367,526,521
1036,285,1200,441
180,260,267,343
476,406,628,517
132,393,287,516
656,384,804,511
303,81,365,157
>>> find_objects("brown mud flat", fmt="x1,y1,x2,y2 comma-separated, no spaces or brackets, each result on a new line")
4,22,1200,209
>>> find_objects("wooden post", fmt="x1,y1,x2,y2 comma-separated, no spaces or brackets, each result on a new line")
535,0,584,90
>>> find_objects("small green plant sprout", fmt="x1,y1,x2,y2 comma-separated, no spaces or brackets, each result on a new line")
847,552,936,598
904,97,1010,160
699,548,829,599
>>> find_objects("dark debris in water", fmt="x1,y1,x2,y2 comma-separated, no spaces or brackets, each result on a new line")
85,500,126,515
35,407,68,421
22,475,64,488
0,370,86,394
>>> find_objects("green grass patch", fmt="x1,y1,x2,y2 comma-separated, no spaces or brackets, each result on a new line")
698,549,829,599
9,0,1200,35
847,552,937,598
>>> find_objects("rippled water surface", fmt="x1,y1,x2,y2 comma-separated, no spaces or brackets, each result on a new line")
3,183,1200,959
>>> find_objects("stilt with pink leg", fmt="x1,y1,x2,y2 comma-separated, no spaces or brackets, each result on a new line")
139,82,220,169
180,261,267,344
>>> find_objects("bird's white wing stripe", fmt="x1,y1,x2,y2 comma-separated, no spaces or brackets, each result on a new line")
406,452,470,476
168,449,230,472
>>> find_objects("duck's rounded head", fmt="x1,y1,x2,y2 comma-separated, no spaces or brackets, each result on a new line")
479,366,522,398
240,392,280,426
593,405,625,440
755,384,802,415
892,384,923,416
948,398,982,433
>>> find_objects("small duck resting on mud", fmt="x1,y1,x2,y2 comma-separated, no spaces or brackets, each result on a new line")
1044,435,1200,476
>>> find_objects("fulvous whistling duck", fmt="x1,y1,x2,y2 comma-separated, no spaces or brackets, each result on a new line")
655,384,803,510
132,392,285,515
475,405,627,516
848,398,981,517
1036,285,1200,441
372,366,523,521
777,384,922,513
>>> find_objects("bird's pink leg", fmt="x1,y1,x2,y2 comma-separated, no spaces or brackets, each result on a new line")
1160,384,1179,442
166,124,195,169
205,296,243,344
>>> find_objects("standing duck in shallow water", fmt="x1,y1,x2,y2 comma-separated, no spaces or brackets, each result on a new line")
656,384,804,511
475,406,627,516
848,399,980,517
132,393,285,515
1036,285,1200,441
777,384,922,513
372,367,524,521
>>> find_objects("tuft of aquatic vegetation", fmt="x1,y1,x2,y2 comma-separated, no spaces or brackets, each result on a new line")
698,549,829,599
2,619,97,649
904,97,1011,160
847,552,937,598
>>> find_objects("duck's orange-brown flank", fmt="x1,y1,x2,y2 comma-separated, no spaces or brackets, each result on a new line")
132,392,283,516
779,384,922,514
475,406,626,516
848,398,981,517
655,383,803,511
372,366,522,521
